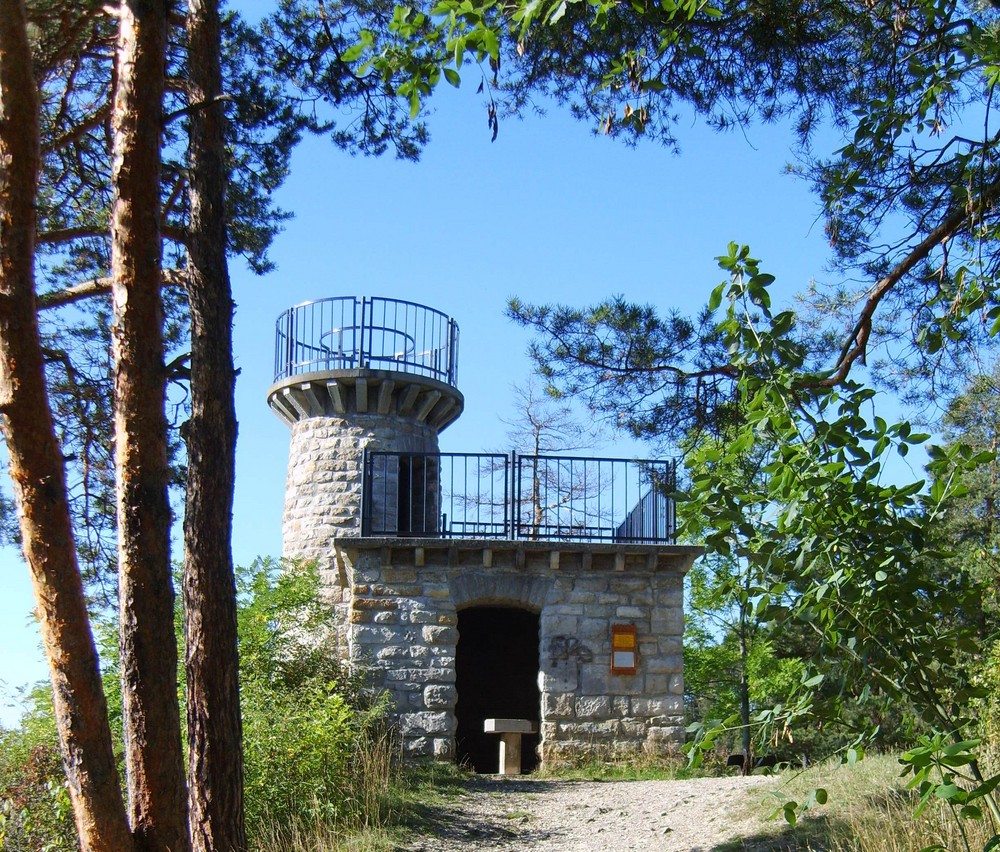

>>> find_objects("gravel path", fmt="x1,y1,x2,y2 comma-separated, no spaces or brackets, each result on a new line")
397,775,777,851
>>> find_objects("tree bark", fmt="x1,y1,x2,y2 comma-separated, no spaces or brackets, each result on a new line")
0,4,133,850
183,1,247,849
110,1,190,850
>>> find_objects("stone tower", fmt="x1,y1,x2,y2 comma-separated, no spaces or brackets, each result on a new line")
267,295,697,767
267,296,463,570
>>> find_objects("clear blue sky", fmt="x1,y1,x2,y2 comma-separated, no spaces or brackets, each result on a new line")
1,44,900,726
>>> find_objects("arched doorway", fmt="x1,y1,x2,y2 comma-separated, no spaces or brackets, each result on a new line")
455,606,540,773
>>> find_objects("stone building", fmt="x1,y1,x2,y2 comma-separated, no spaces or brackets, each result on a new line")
267,296,699,771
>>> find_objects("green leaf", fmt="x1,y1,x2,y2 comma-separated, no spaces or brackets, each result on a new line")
708,284,724,312
942,740,980,756
340,42,366,63
936,783,960,800
443,67,461,87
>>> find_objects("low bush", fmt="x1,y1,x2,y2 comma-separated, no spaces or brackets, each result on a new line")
0,690,75,852
0,559,399,851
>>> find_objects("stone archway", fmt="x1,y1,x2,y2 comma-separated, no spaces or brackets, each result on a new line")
455,606,541,773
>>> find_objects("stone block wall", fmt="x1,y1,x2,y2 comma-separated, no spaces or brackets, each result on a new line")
282,413,439,568
331,540,698,765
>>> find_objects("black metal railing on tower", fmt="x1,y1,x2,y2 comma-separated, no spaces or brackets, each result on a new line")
360,451,676,543
273,296,459,387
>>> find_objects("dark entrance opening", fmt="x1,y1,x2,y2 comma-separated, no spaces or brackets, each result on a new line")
455,606,540,773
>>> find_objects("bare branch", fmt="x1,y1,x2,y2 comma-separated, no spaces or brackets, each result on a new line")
37,226,106,244
37,269,186,311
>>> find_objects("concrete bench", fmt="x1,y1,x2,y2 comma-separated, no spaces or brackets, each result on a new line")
484,718,537,775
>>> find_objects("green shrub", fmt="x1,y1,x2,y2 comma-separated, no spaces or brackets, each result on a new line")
239,559,400,843
0,689,75,852
1,558,399,850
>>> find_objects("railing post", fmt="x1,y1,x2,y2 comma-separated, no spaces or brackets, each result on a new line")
284,309,295,380
360,448,370,536
510,451,518,540
358,296,367,368
447,319,455,385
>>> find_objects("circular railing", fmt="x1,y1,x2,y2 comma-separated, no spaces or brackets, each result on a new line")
273,296,459,387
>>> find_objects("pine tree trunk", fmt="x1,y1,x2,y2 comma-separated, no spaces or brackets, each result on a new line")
739,607,751,769
183,1,247,848
110,2,190,849
0,5,133,850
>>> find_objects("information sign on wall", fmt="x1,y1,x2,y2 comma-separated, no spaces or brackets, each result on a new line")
610,624,637,675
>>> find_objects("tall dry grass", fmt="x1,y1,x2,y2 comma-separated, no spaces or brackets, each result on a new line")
253,724,402,852
733,753,1000,852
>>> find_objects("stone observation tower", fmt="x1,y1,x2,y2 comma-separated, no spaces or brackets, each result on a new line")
268,296,700,771
267,296,463,560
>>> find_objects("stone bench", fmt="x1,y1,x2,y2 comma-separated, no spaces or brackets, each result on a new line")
484,718,537,775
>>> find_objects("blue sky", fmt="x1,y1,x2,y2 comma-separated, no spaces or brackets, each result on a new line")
1,61,870,726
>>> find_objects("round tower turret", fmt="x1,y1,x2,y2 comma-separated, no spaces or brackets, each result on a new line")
268,296,463,566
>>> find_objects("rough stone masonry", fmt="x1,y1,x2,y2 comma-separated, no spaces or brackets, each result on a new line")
267,302,699,767
322,538,699,763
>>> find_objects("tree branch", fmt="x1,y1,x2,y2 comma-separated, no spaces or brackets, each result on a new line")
37,226,106,244
819,178,1000,388
37,269,186,311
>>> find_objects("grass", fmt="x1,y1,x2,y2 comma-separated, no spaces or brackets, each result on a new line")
254,750,1000,851
253,761,474,852
718,753,1000,852
535,749,697,782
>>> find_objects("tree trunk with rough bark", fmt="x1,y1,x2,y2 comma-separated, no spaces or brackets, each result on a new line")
0,4,133,850
183,1,247,849
110,2,190,849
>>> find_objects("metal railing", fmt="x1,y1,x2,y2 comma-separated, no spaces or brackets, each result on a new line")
360,450,676,543
513,454,676,543
362,451,510,538
273,296,459,386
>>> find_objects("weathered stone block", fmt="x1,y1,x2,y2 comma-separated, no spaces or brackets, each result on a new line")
540,663,578,693
617,718,647,737
632,696,675,717
544,615,580,636
541,692,575,719
645,674,669,694
575,695,611,720
372,583,423,597
422,626,458,645
424,684,457,709
425,585,451,599
399,711,453,736
382,568,418,583
578,617,609,641
612,696,630,715
352,598,398,611
615,605,647,619
403,736,433,757
352,625,406,644
433,738,454,758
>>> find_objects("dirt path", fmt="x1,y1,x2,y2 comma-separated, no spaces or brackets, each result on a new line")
397,775,778,851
